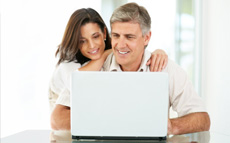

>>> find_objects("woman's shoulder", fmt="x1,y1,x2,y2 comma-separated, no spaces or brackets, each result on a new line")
52,61,81,80
57,61,81,73
50,61,81,92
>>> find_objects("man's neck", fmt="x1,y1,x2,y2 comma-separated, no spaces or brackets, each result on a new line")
120,65,140,71
120,54,144,72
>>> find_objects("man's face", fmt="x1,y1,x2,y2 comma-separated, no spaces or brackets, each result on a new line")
111,22,151,71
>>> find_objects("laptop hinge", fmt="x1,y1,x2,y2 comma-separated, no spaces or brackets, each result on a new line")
72,135,167,141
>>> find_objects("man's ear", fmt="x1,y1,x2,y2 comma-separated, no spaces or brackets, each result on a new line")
144,31,151,46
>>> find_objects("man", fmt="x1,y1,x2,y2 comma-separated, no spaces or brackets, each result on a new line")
102,2,210,135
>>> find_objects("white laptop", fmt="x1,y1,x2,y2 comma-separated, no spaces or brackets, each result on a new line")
71,72,169,140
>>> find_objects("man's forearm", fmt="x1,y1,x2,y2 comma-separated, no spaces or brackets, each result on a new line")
168,112,210,135
51,105,71,130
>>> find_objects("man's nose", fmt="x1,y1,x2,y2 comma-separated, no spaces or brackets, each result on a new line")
117,37,126,48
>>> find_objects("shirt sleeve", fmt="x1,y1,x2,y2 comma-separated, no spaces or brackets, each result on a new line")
50,62,81,107
166,60,207,117
55,88,71,107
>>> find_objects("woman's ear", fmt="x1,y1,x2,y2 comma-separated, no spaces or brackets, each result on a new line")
103,27,107,40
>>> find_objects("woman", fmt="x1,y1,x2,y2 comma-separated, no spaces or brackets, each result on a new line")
49,8,168,130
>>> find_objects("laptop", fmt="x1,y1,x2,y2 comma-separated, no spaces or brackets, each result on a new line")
71,72,169,140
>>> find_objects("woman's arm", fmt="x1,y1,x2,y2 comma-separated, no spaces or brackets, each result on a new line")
78,49,112,71
146,49,168,72
51,104,70,130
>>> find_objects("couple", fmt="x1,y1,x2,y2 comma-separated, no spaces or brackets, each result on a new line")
49,2,210,135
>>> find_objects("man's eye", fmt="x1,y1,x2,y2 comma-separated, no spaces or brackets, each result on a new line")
127,36,134,39
112,34,119,38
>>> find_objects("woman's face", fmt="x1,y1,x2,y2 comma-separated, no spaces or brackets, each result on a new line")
79,23,106,60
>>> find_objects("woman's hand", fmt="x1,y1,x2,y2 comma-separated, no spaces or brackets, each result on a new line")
146,49,168,72
102,49,112,60
79,49,112,71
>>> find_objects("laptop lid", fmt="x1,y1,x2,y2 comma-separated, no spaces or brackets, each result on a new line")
71,72,168,140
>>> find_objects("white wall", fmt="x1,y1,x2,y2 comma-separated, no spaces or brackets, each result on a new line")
202,0,230,135
2,0,229,138
1,0,101,138
1,0,176,138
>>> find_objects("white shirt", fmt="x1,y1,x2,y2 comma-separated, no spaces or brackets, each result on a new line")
102,50,206,117
49,61,81,109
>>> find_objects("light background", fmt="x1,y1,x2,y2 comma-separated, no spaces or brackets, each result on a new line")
1,0,230,138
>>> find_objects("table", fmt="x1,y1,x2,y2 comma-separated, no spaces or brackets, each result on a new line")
1,130,230,143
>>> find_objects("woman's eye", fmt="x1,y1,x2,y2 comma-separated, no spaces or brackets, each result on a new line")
80,40,86,44
93,35,99,39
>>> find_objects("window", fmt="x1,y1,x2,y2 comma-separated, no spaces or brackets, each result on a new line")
175,0,201,94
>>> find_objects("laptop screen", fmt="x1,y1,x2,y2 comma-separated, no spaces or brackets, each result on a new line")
71,72,168,140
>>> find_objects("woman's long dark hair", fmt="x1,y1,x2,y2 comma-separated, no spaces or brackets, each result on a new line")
56,8,111,65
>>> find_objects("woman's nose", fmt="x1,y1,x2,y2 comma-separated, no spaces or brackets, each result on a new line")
88,40,96,49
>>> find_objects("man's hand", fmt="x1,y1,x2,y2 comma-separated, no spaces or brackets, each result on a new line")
146,49,168,72
167,112,210,135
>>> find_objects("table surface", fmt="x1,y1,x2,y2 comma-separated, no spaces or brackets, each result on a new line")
1,130,230,143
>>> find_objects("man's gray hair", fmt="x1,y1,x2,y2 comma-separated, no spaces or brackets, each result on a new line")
110,2,151,35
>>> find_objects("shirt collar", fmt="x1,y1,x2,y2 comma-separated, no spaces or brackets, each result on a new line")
109,55,122,71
